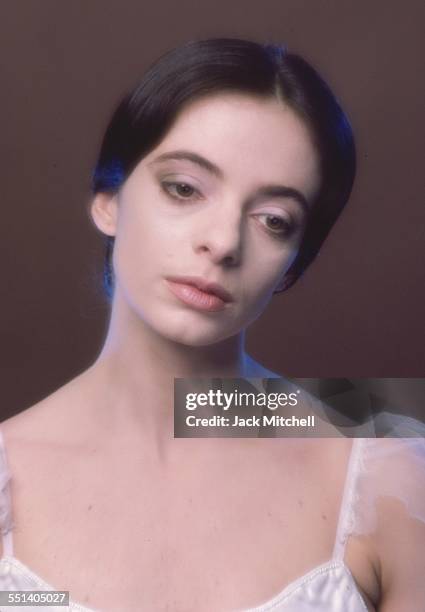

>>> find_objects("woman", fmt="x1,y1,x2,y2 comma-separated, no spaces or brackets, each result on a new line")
0,38,424,611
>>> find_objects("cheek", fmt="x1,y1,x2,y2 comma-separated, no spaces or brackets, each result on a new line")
112,205,183,290
244,247,298,299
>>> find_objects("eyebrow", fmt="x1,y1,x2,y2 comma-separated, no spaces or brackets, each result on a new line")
149,149,310,214
149,150,224,178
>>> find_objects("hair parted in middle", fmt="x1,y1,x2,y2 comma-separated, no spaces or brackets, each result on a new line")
92,37,356,301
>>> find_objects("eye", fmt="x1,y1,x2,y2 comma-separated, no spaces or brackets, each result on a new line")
161,181,202,201
256,213,294,238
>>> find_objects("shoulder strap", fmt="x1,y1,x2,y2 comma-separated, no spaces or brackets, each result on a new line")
332,437,366,561
0,427,15,556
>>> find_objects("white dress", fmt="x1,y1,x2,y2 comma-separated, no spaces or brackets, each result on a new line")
0,415,424,612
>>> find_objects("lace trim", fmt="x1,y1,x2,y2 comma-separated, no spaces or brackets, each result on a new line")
1,556,367,612
333,438,367,560
0,429,14,537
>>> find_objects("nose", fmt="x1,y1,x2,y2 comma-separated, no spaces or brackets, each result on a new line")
192,205,243,267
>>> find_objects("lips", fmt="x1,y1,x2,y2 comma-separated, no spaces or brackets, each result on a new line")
165,276,233,303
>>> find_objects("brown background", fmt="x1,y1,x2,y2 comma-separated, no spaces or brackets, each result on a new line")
1,1,424,419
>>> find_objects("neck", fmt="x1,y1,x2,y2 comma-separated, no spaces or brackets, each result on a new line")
85,289,254,456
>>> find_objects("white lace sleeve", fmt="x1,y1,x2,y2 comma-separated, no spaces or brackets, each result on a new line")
349,414,425,538
0,430,14,541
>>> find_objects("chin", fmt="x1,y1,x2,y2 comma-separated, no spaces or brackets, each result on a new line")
151,315,243,348
163,326,239,348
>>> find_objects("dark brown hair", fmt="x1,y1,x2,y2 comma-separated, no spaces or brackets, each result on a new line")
92,38,356,301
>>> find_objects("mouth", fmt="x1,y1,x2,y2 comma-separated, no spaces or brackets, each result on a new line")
165,275,233,312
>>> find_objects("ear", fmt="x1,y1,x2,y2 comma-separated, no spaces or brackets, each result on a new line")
274,276,287,293
274,270,295,293
89,192,119,237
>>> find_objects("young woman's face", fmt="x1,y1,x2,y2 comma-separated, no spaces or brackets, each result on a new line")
92,93,320,346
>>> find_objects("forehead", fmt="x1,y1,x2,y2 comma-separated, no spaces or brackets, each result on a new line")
143,92,321,202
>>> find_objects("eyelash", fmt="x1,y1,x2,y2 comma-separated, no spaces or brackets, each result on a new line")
160,180,296,239
256,214,295,238
160,181,202,201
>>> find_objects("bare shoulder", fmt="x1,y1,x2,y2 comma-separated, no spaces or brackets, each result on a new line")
1,367,96,446
0,367,113,567
0,368,98,504
2,396,59,444
0,380,76,558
